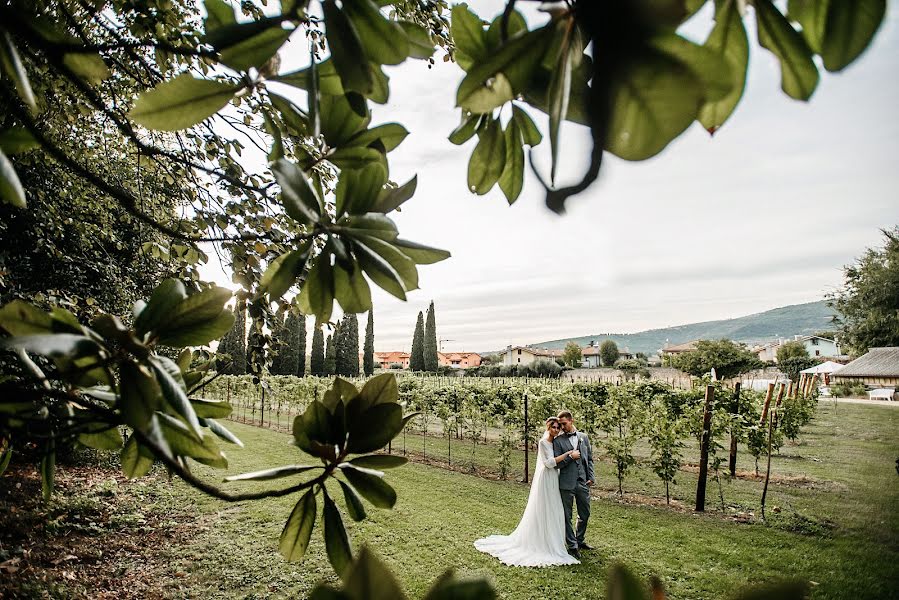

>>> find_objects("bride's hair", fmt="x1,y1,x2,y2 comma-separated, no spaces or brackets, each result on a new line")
544,417,559,432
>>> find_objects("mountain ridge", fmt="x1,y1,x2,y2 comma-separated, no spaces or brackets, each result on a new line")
509,300,837,356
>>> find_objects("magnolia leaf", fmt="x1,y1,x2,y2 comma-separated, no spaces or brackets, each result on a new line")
224,464,319,482
511,105,542,146
260,244,311,299
349,455,407,469
323,490,354,577
340,463,397,508
448,113,480,145
336,163,388,216
399,21,435,59
450,3,488,70
297,253,335,324
320,92,372,146
129,74,240,131
498,119,524,204
121,435,154,478
345,123,409,153
370,175,416,214
272,159,322,225
698,0,749,134
220,27,292,72
343,0,408,65
0,148,26,208
467,118,505,194
135,279,187,335
62,52,111,84
391,239,450,265
0,31,37,111
280,488,317,562
755,0,819,100
323,0,373,94
819,0,886,72
0,127,39,155
338,480,367,522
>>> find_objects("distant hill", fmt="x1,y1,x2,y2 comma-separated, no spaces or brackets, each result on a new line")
525,300,838,356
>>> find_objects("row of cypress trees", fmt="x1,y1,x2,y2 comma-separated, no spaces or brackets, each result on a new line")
217,307,376,377
410,301,439,372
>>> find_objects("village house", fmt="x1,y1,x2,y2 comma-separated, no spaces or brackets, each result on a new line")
755,335,842,362
374,351,410,369
831,347,899,399
438,352,482,369
581,341,634,367
659,340,699,364
502,346,563,366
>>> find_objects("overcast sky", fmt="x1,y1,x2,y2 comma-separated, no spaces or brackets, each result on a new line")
201,2,899,353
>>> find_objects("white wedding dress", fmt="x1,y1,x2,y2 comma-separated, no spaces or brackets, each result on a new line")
474,434,580,567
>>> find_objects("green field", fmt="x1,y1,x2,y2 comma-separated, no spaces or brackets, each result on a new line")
146,400,898,599
5,400,897,599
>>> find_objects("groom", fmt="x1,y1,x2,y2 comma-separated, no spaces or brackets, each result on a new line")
553,410,594,558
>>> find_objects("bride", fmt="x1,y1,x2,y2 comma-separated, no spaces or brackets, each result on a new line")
474,417,581,567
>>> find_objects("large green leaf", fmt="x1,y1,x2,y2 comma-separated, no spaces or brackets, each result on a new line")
280,488,317,561
547,23,574,184
343,0,408,65
456,26,553,114
203,0,236,31
448,113,481,146
353,236,417,291
220,27,292,72
0,301,54,336
78,426,123,451
651,32,733,102
342,547,405,600
0,333,100,358
156,311,234,348
149,355,203,440
276,59,345,95
128,74,240,131
119,360,162,430
0,127,39,155
820,0,886,72
698,0,749,134
190,398,232,419
0,31,37,112
370,176,417,214
201,418,244,447
337,213,399,241
224,464,320,482
297,254,335,324
121,435,154,478
353,243,407,301
323,0,374,94
272,159,322,225
135,279,187,336
338,479,367,522
605,49,705,161
399,21,435,59
497,120,524,204
424,570,497,600
485,11,528,51
512,105,542,146
156,413,225,465
260,244,311,299
323,490,354,577
450,3,488,70
62,52,110,84
336,164,388,217
334,264,373,314
0,148,25,209
345,123,409,153
346,403,402,453
270,92,309,136
349,455,407,469
340,464,396,508
359,373,397,406
328,146,384,170
391,239,450,265
319,92,371,147
755,0,819,100
467,118,505,195
160,286,233,335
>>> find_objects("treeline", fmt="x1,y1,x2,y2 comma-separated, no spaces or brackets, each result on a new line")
216,308,376,377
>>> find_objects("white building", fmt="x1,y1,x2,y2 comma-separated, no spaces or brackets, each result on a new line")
503,346,562,366
756,335,841,363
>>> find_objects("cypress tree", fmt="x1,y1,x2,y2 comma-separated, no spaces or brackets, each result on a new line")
363,310,375,376
424,300,438,372
269,313,288,375
335,318,349,376
276,312,301,376
217,307,246,375
346,313,360,377
310,327,325,376
325,333,336,376
297,312,307,377
410,311,425,371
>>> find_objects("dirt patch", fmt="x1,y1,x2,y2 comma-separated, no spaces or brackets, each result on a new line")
0,463,195,599
678,464,843,490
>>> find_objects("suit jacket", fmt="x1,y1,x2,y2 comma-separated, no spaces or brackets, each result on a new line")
552,431,594,491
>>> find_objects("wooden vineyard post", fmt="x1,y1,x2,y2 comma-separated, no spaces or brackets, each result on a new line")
729,382,741,478
772,383,786,430
522,391,529,484
759,383,775,426
260,386,266,428
760,383,784,520
695,385,715,512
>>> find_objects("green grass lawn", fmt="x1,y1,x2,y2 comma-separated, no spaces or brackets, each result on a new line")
141,400,899,599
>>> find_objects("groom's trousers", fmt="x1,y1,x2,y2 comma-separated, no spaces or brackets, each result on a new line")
560,481,591,550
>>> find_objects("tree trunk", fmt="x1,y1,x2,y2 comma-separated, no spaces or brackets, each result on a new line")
695,385,715,512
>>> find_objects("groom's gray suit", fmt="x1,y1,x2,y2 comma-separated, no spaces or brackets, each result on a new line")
553,430,594,551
